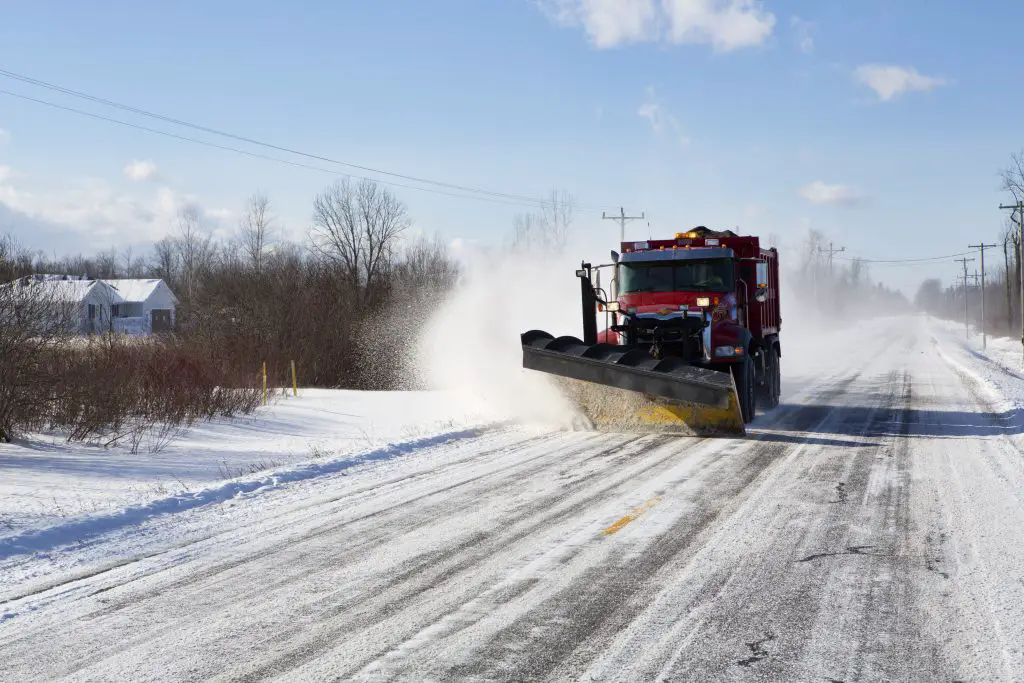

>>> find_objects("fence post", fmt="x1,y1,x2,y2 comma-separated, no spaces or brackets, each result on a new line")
262,361,267,406
291,359,297,397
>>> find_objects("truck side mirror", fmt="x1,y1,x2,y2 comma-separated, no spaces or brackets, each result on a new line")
610,250,619,263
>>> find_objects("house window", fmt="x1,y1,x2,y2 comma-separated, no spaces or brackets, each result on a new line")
88,304,96,320
111,304,120,318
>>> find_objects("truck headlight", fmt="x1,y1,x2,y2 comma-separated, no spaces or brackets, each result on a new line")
696,297,711,308
605,302,620,312
714,345,745,357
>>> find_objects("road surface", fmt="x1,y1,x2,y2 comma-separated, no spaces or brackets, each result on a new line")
3,316,1024,681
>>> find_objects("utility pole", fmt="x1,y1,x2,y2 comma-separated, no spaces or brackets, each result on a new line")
955,256,975,338
819,242,846,274
969,242,998,349
602,207,645,243
1000,200,1024,359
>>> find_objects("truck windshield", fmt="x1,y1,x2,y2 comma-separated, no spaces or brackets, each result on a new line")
619,259,734,293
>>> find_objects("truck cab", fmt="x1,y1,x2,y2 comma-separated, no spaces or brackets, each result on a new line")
598,226,782,415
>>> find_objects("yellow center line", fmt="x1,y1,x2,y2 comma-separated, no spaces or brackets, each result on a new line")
601,495,663,536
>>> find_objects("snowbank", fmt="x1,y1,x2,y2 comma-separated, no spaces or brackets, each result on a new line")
0,389,492,544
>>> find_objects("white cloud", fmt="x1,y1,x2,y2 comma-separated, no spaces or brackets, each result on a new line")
661,0,775,51
537,0,774,51
854,64,947,102
0,173,229,245
123,159,159,182
799,181,865,207
539,0,656,48
790,15,814,54
0,165,22,183
637,87,690,147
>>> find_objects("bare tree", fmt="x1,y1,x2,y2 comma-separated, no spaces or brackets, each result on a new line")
1001,150,1024,202
510,187,574,253
151,237,179,289
310,178,410,302
239,191,275,275
540,188,573,252
175,205,216,304
511,212,541,252
94,248,118,278
120,246,148,278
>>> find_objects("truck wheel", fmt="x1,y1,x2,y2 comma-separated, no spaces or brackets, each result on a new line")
761,345,780,410
731,354,756,424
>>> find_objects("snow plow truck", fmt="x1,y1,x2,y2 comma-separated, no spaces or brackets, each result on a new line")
521,226,781,437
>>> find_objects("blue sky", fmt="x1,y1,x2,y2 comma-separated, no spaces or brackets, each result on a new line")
0,1,1022,293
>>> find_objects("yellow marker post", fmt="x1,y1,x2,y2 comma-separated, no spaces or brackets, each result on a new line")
291,359,297,397
261,361,267,406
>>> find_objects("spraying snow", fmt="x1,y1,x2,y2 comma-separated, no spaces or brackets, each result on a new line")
414,242,588,428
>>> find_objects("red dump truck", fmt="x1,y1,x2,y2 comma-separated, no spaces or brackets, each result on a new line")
521,226,782,435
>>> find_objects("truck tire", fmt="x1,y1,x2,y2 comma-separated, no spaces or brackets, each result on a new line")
759,345,780,411
731,354,756,424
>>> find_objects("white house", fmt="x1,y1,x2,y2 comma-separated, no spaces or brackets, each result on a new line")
105,279,178,334
3,274,122,334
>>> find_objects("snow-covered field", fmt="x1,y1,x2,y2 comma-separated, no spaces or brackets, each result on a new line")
0,390,492,546
3,313,1024,681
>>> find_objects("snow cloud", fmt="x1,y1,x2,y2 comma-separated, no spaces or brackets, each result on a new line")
854,64,948,102
637,87,690,147
537,0,775,51
799,181,865,207
123,160,159,182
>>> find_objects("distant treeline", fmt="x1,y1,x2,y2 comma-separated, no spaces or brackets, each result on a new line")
1,179,461,393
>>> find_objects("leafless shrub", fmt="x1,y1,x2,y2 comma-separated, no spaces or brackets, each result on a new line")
217,459,280,480
0,277,77,441
0,330,262,446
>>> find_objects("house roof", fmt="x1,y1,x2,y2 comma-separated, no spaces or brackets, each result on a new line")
104,279,174,303
2,276,123,303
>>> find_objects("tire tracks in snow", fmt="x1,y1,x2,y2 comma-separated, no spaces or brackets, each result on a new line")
348,364,885,681
4,432,695,680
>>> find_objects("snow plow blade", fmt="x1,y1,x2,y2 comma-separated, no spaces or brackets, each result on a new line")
521,330,745,436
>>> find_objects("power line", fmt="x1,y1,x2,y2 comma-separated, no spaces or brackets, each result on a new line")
954,256,975,339
969,242,997,349
0,67,611,210
818,242,845,273
602,207,645,243
0,88,579,211
832,250,974,264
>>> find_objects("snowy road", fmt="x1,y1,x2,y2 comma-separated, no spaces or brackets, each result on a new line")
3,316,1024,681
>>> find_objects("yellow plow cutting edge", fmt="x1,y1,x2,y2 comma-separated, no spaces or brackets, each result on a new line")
552,377,746,437
521,330,747,438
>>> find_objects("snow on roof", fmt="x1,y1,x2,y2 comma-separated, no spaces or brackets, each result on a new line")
104,279,166,303
2,277,121,303
2,276,175,304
